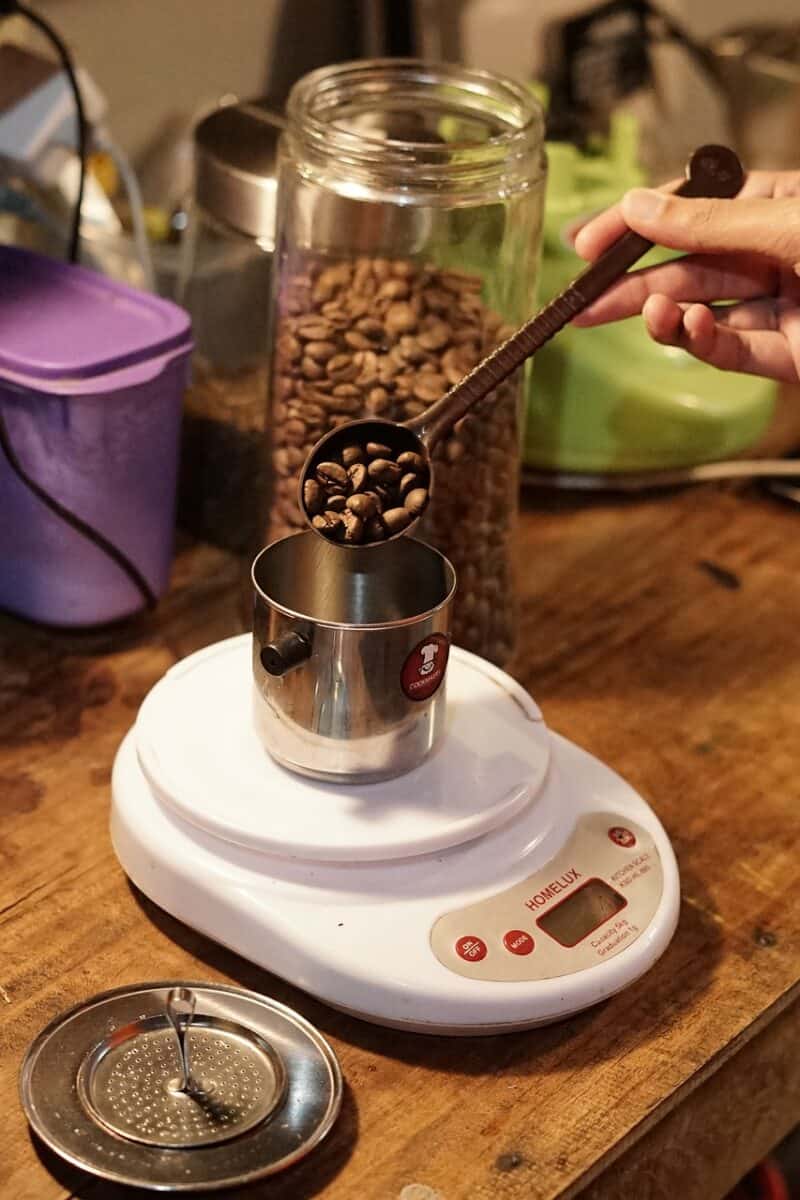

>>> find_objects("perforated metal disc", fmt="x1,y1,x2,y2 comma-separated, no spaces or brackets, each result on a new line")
20,982,342,1191
77,1015,285,1148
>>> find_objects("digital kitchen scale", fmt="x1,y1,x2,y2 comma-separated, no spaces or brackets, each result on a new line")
111,635,679,1035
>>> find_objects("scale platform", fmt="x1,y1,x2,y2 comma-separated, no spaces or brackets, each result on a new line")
111,635,679,1035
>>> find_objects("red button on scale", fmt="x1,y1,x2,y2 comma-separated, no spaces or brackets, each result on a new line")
503,930,534,956
608,826,636,848
455,936,487,962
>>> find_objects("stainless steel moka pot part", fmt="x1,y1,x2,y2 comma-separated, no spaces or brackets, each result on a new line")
252,531,456,782
299,144,746,543
19,981,342,1191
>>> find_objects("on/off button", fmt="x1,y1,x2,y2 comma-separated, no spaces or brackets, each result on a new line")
503,929,534,956
455,935,487,962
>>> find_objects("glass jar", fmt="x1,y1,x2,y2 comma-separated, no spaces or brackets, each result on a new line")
177,102,283,555
266,60,546,665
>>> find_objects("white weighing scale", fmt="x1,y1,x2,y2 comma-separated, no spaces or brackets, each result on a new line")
111,635,679,1035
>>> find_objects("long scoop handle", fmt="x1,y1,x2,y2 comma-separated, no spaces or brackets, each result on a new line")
411,145,745,451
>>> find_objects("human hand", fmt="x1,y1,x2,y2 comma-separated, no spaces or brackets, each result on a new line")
572,171,800,383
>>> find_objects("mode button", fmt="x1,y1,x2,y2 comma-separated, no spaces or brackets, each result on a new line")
503,929,534,956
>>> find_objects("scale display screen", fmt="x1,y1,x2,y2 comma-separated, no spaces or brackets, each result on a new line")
537,878,627,948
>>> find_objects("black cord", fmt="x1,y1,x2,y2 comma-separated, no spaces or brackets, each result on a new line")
13,1,87,262
0,2,156,613
0,405,157,610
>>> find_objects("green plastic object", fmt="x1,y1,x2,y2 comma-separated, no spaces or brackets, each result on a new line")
525,111,776,472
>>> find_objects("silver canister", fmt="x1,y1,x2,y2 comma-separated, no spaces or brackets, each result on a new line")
252,532,456,782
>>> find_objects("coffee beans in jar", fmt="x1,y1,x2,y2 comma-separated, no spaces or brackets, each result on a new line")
267,254,522,666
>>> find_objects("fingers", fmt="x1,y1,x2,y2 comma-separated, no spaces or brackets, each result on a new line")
641,296,797,381
712,299,782,332
573,170,800,263
609,192,800,270
572,253,777,327
573,179,680,262
748,169,800,201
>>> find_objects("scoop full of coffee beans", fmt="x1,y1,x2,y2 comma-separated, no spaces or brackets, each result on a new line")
304,437,429,544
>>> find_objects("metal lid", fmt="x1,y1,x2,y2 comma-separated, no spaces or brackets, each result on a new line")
20,981,342,1191
194,102,284,244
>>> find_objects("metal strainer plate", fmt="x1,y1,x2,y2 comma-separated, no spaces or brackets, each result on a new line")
19,981,343,1191
77,1015,285,1147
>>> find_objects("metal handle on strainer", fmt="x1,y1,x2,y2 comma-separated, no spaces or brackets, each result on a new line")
166,986,196,1093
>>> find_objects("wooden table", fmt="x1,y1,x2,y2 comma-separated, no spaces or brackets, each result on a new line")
2,483,800,1200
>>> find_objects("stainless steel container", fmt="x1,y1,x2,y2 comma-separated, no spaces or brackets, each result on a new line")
252,532,456,782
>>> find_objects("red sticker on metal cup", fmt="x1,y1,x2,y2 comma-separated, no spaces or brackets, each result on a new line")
401,633,450,702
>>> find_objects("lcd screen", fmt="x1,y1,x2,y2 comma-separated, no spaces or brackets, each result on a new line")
537,879,626,947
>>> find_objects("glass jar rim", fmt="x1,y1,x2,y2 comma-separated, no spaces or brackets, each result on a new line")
285,58,545,196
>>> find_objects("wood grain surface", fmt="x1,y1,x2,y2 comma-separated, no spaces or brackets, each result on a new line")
2,484,799,1200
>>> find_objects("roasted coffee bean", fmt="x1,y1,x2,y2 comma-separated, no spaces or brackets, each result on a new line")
356,317,387,341
296,318,334,341
413,375,447,404
366,386,391,414
322,395,362,416
341,445,365,468
283,418,308,444
402,401,427,418
382,507,413,535
303,479,324,516
399,471,419,498
373,484,393,507
347,493,378,520
418,320,451,351
344,330,373,351
397,451,427,474
326,494,347,512
316,461,348,489
327,353,358,382
396,336,427,366
296,401,327,425
299,355,326,379
347,462,368,492
368,458,403,485
364,516,387,541
277,333,302,362
404,488,428,516
385,302,417,336
312,510,344,539
341,510,365,543
377,278,410,300
320,303,351,325
304,340,338,363
366,442,392,459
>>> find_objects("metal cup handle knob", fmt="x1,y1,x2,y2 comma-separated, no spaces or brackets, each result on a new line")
260,631,312,677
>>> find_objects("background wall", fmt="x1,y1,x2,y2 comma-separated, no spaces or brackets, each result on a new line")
3,0,799,165
417,0,800,79
4,0,365,160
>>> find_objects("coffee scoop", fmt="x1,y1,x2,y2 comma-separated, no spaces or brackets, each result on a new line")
299,144,745,545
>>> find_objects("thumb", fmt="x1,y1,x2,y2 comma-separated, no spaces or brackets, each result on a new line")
621,189,800,271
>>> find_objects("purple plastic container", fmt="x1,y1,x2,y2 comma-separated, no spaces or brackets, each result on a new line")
0,245,192,626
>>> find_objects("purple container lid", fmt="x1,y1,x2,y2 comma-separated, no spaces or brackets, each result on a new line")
0,244,191,383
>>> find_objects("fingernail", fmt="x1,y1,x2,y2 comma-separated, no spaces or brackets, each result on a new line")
622,188,666,223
